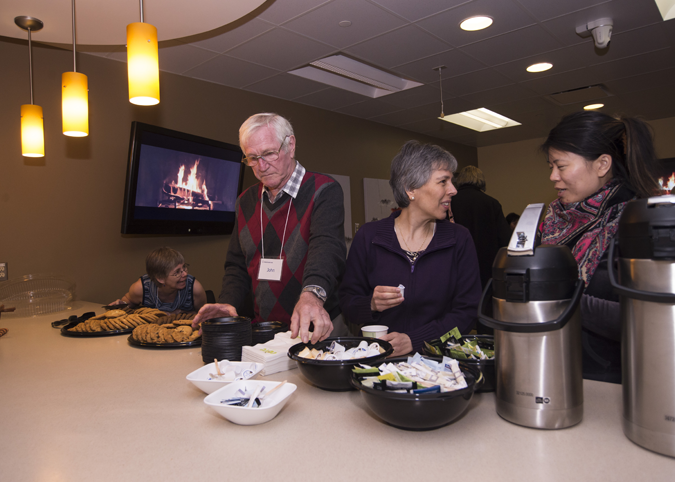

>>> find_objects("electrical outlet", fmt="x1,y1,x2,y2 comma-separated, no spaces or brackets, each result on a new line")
0,262,7,281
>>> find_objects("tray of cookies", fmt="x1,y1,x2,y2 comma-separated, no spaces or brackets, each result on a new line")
61,308,167,337
128,312,201,348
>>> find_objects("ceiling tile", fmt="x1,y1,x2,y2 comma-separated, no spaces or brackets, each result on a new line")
283,0,407,49
588,48,675,82
457,83,538,110
335,99,405,118
344,25,451,68
225,28,336,71
440,69,514,98
515,0,609,22
416,0,537,48
460,25,563,65
183,55,280,88
392,49,487,83
243,73,329,99
257,0,332,25
368,0,469,22
158,44,219,75
370,102,444,127
293,87,367,110
520,67,602,95
376,85,442,109
603,67,675,95
186,19,275,53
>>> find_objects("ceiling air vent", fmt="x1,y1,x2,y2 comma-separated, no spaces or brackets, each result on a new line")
545,85,612,106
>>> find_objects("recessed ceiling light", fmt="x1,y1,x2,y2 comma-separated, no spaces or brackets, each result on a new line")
527,62,553,73
439,108,521,132
584,103,604,110
460,16,493,31
338,20,352,27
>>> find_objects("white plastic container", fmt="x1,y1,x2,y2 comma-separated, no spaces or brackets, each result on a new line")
204,380,297,425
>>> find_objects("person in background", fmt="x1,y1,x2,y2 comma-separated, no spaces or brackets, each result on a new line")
540,110,660,383
451,166,511,290
506,212,520,233
339,141,481,356
192,113,347,343
112,247,207,312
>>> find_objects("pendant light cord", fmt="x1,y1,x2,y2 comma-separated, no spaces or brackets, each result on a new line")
27,27,34,104
438,67,444,118
139,0,145,23
72,0,77,72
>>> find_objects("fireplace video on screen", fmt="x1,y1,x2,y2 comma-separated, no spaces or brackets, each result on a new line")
135,145,240,213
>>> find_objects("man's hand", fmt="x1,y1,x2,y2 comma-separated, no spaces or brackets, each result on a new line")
192,303,238,331
380,332,412,357
370,286,404,312
291,292,333,344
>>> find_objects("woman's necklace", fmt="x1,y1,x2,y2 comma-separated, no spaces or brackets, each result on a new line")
395,223,434,264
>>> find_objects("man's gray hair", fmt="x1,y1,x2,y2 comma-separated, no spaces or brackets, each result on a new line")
454,165,486,191
389,140,457,208
239,113,294,153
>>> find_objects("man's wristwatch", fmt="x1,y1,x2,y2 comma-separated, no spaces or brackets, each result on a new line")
302,285,327,303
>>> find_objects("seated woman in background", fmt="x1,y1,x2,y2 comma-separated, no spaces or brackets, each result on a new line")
111,247,207,313
540,111,660,383
339,141,482,356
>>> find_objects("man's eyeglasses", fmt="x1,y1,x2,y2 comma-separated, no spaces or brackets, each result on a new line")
242,136,289,167
169,264,189,278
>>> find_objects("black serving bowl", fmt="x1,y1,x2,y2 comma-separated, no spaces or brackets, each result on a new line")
424,335,495,393
350,355,477,430
288,337,393,391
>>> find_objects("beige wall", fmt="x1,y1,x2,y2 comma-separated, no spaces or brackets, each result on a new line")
477,116,675,217
0,39,476,303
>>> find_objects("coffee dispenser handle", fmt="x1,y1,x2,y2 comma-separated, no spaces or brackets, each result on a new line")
608,237,675,303
478,277,584,333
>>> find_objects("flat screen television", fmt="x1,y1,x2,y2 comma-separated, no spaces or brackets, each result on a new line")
121,122,244,235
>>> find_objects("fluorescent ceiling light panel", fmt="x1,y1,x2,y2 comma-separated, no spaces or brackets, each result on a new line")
439,108,521,132
289,55,422,98
654,0,675,20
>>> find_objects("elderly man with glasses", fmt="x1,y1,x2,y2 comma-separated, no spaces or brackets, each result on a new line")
193,113,347,343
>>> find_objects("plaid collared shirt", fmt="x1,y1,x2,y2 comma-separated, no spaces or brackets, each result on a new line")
264,160,306,204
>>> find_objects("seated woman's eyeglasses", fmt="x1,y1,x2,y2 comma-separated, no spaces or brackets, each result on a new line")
242,136,289,167
169,264,189,278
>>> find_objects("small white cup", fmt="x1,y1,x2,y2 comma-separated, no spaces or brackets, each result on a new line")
361,325,388,338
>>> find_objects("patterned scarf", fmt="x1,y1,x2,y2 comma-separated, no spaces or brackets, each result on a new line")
541,179,633,287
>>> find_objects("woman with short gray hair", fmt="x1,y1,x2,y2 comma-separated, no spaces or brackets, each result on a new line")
339,141,481,356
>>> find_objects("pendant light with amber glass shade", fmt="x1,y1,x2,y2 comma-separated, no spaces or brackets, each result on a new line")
127,0,160,105
15,16,45,157
62,0,89,137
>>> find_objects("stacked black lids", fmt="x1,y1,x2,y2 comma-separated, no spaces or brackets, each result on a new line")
251,321,288,346
492,245,579,302
201,317,252,363
618,197,675,260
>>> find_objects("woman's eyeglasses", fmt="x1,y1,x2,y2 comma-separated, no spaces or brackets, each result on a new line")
169,264,190,278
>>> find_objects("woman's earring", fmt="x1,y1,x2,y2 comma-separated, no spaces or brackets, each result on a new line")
411,196,415,200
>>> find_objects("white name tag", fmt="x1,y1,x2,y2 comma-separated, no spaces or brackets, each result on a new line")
258,259,283,281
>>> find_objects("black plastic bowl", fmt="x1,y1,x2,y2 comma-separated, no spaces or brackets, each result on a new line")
288,337,394,391
350,355,477,430
424,335,495,393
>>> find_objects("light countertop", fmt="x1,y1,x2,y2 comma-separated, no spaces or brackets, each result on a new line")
1,302,673,481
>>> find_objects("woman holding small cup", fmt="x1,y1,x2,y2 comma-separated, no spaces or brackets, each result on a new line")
339,141,481,356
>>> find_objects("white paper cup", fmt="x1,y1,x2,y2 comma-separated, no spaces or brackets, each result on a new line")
361,325,388,338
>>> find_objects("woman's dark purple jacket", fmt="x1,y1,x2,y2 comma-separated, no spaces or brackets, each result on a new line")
339,211,482,352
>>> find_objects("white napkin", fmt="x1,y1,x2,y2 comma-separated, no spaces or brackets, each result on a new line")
241,331,300,376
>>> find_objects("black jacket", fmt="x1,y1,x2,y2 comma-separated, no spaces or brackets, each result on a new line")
451,185,511,289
